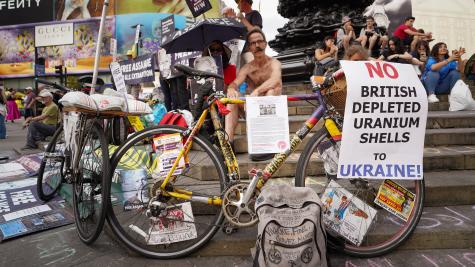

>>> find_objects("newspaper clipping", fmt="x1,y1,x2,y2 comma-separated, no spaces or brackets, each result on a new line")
374,179,415,222
321,180,377,246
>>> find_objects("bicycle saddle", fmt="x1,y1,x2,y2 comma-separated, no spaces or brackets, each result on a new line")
174,64,223,80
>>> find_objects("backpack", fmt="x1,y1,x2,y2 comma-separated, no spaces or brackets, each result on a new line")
159,110,191,128
253,184,328,267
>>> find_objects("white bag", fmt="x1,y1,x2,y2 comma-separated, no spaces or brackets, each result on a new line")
449,80,475,111
59,92,97,111
125,99,152,114
90,94,124,111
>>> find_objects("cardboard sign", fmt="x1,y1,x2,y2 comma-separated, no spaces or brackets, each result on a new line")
185,0,212,17
118,53,156,85
338,61,428,180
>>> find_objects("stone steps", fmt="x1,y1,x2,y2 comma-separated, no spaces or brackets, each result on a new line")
234,111,475,135
188,145,475,180
232,128,475,153
195,205,475,256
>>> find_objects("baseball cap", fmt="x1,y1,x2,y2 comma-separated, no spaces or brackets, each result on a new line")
342,16,351,24
38,90,53,98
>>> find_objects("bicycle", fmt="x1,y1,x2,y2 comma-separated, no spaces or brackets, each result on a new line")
35,79,111,244
106,65,424,258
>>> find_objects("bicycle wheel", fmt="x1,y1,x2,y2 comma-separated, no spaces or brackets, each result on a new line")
72,122,110,244
107,125,228,259
37,126,65,201
295,127,424,257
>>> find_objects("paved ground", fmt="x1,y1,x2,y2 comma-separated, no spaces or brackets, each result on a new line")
1,121,474,267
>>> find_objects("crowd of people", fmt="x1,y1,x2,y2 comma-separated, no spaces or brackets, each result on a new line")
320,15,470,103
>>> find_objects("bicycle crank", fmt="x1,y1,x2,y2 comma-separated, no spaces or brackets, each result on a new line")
222,182,260,227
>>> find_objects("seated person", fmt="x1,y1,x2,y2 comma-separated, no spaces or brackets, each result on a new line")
337,16,357,52
226,29,282,161
358,16,389,56
411,40,431,73
313,36,339,75
393,16,432,52
465,53,475,81
422,42,465,103
378,37,417,64
202,40,237,91
21,90,59,150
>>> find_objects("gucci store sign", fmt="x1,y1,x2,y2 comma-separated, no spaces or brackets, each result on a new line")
35,23,74,47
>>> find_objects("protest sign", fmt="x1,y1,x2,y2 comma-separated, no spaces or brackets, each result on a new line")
0,178,73,241
119,53,156,85
185,0,212,18
246,96,290,154
14,153,42,176
338,61,428,180
110,62,127,93
160,15,175,45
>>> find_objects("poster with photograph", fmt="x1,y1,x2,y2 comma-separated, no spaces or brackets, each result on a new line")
321,180,377,246
147,202,197,245
118,169,149,211
364,0,412,34
55,0,116,21
374,179,415,222
245,96,290,154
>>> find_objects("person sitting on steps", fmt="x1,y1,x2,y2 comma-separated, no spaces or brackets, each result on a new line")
226,29,282,161
422,42,465,103
314,36,339,76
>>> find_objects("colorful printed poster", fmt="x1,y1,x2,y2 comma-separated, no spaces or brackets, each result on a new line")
13,153,43,176
321,180,377,246
115,13,186,57
116,0,221,18
152,133,187,177
0,17,115,78
55,0,116,21
374,179,415,222
117,169,149,211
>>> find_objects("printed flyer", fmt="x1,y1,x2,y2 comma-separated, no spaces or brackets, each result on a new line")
153,133,187,177
321,180,377,246
374,179,415,222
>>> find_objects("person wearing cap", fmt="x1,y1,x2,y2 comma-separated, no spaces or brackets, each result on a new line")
21,90,59,150
23,86,36,119
202,40,237,90
336,16,357,52
236,0,263,65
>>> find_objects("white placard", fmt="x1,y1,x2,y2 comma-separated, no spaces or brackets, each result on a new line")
246,96,290,154
110,62,127,93
134,24,141,44
3,204,51,221
35,23,74,47
110,38,117,62
337,61,428,180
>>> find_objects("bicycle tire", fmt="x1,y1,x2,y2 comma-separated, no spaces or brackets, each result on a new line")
72,122,111,244
107,125,228,259
37,126,65,201
295,127,424,257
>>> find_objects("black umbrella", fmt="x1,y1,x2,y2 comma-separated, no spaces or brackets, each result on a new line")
161,18,246,54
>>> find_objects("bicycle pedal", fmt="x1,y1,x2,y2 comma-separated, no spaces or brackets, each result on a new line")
222,222,239,235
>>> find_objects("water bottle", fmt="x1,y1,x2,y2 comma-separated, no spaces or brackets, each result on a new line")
239,82,247,95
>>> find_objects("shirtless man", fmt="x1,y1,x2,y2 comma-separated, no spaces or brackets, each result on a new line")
226,29,282,160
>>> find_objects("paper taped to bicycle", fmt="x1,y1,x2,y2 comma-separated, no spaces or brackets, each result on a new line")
337,61,428,180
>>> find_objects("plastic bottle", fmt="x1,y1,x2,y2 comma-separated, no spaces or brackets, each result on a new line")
239,82,247,95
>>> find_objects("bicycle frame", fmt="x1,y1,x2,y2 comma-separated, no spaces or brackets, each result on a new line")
158,87,343,206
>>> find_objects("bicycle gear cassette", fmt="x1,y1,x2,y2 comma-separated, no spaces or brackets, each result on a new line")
222,182,260,227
